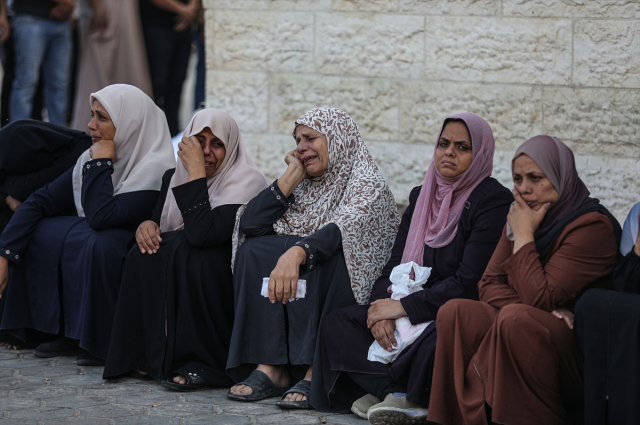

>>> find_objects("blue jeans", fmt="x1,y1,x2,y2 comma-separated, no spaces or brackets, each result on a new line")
10,14,71,126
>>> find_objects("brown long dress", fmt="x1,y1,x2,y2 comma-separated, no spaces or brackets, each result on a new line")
428,211,618,425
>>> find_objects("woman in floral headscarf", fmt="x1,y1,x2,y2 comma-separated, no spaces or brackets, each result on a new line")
226,108,399,409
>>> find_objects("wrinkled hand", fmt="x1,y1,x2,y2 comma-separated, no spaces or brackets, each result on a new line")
5,195,21,212
177,136,206,180
284,150,310,179
268,246,306,304
0,256,8,299
367,298,407,328
50,0,75,20
89,0,109,38
89,140,118,162
0,11,10,43
174,2,198,31
508,189,551,252
371,319,397,352
551,307,574,330
136,221,162,254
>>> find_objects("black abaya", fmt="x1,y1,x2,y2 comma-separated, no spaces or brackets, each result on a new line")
103,169,240,386
575,249,640,425
226,181,355,396
318,177,513,412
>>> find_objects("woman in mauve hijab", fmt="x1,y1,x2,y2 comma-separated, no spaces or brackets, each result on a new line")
103,109,268,390
428,136,621,425
0,85,175,366
317,113,513,422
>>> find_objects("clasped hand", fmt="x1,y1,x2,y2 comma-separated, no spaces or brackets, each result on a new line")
268,246,306,304
89,140,118,162
136,221,162,254
367,298,407,352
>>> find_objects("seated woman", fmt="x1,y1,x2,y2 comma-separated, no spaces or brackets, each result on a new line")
0,84,175,365
428,135,621,425
103,109,268,389
0,120,92,233
574,204,640,425
226,108,399,408
316,113,513,420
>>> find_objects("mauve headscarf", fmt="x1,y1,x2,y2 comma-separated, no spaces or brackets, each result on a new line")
510,135,596,240
159,109,269,232
401,113,495,265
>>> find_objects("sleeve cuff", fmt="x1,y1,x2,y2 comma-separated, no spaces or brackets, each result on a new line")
271,180,295,207
400,295,427,325
0,248,20,264
172,177,211,216
82,158,114,175
294,240,316,275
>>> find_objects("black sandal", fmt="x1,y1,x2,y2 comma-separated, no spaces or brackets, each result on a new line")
275,379,311,409
227,370,290,402
160,370,211,392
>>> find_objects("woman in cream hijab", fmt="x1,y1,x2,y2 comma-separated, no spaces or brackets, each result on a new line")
0,85,175,366
103,109,268,391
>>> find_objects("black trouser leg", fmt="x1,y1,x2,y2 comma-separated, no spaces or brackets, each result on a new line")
347,372,406,402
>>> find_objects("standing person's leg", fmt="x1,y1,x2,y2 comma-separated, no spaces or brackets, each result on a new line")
164,29,192,136
9,15,47,123
142,26,173,117
41,19,72,126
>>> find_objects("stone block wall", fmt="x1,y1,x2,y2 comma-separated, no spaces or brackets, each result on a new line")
203,0,640,222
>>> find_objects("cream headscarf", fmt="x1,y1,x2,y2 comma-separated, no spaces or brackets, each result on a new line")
159,109,269,232
72,84,176,217
232,108,400,305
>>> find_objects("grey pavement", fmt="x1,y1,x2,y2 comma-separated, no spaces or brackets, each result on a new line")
0,347,366,425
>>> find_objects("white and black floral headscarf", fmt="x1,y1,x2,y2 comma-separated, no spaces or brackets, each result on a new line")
233,108,400,304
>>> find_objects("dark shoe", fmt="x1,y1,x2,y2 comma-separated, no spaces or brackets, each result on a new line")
76,350,105,366
33,337,80,358
160,370,212,392
227,370,290,402
276,379,311,409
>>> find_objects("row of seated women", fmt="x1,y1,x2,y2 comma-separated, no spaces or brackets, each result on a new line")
0,83,636,425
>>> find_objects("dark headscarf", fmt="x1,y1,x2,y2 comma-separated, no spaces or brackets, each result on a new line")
0,120,91,175
512,135,620,265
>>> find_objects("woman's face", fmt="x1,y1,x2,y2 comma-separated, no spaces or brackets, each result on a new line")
196,127,226,179
512,154,559,211
434,121,473,178
295,125,329,178
88,99,116,143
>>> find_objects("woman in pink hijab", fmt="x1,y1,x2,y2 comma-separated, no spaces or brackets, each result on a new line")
315,113,513,420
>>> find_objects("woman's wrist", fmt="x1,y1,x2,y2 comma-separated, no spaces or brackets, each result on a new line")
186,165,206,182
290,245,307,265
277,164,306,197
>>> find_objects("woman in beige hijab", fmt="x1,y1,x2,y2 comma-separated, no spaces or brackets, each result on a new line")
0,85,175,366
103,109,268,391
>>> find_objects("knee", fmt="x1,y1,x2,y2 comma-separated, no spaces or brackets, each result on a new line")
495,304,535,342
436,299,479,329
321,305,365,340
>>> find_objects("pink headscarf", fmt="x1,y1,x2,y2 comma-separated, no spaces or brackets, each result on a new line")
401,113,495,265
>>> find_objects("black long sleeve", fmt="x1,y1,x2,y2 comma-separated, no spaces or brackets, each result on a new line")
614,250,640,293
241,180,343,270
81,159,158,230
0,164,68,202
171,176,241,247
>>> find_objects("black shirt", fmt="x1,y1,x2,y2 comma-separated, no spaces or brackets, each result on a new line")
12,0,54,19
139,0,188,29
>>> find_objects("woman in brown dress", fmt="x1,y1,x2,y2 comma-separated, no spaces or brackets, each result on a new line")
427,135,621,425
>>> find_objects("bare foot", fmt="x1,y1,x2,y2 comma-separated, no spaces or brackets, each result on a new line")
173,374,187,385
282,366,312,402
230,364,290,396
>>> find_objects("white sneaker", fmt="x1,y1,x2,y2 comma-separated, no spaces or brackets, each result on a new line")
367,393,429,425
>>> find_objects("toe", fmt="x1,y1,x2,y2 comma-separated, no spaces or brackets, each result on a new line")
173,375,184,384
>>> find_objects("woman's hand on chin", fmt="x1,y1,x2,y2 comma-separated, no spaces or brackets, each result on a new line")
0,256,8,299
135,220,163,254
508,189,551,254
90,140,118,162
367,299,406,328
277,151,309,197
268,246,306,304
177,136,206,182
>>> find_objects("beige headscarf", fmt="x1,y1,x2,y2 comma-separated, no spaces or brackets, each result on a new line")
232,108,400,305
159,109,269,232
72,84,175,217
